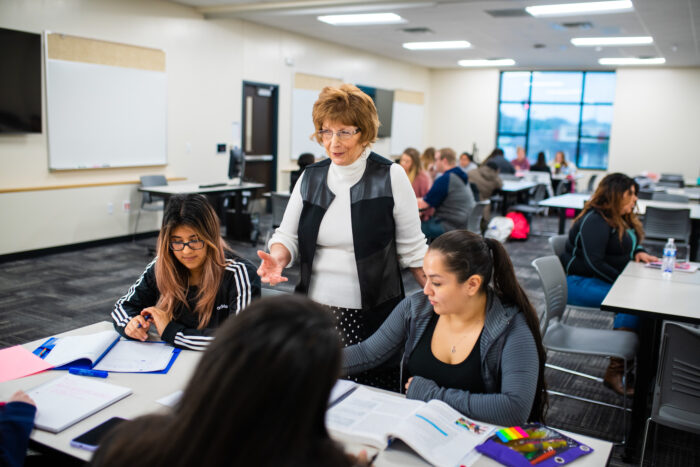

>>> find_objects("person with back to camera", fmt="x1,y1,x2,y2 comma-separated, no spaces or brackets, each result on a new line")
417,148,476,241
94,295,372,467
257,84,428,391
399,147,433,221
511,146,530,172
342,230,548,426
112,194,260,351
467,160,503,228
484,148,515,175
560,173,658,396
530,152,552,176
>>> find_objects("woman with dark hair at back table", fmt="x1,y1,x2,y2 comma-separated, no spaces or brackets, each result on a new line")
530,152,551,176
343,230,548,426
112,194,260,351
94,295,367,467
560,173,657,396
257,84,427,391
290,152,316,192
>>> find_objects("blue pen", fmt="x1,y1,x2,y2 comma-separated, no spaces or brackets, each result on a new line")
137,314,152,329
69,368,108,378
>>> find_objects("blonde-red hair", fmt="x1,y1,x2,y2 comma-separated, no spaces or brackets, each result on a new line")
311,84,379,146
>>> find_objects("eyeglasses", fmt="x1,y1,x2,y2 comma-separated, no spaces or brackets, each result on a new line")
169,239,205,251
317,128,360,141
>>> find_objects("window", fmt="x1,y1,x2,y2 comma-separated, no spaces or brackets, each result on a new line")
496,71,615,170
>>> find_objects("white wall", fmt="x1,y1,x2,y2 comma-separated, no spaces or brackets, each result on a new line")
427,69,500,162
0,0,430,255
609,67,700,182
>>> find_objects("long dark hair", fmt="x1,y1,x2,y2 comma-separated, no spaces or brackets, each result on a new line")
155,194,230,329
92,295,350,467
429,230,548,423
574,173,643,242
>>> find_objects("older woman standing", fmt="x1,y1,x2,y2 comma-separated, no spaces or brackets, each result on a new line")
257,84,427,390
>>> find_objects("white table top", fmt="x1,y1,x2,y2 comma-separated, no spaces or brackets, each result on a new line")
139,181,264,195
501,180,539,192
601,261,700,323
2,322,612,466
539,193,700,219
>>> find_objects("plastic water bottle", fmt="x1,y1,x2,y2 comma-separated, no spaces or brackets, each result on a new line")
662,238,676,278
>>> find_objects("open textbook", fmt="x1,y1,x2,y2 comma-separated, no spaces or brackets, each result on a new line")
326,386,495,466
35,330,179,373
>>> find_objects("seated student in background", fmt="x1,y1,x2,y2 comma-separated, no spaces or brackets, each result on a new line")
289,152,315,192
112,194,260,351
399,147,433,221
510,146,530,171
560,173,657,396
343,230,548,426
483,148,515,175
417,148,475,241
550,150,576,176
529,152,551,175
467,160,503,228
95,295,366,467
1,391,36,467
459,151,478,173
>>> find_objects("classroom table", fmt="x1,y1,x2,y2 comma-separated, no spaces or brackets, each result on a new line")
0,321,613,466
601,261,700,463
539,193,700,235
495,180,539,215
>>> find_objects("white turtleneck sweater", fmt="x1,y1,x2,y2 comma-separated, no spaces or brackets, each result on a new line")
269,151,427,309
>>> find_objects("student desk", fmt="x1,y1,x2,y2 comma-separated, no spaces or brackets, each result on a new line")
601,261,700,463
496,180,539,215
1,321,613,466
539,193,700,236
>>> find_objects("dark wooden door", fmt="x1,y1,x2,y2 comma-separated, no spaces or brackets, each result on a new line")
242,82,278,194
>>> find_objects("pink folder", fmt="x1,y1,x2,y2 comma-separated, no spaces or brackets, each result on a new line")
0,346,53,383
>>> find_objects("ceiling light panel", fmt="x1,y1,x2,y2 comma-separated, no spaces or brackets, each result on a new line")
526,1,634,17
317,13,406,26
571,36,653,46
403,40,471,50
598,57,666,65
458,59,516,67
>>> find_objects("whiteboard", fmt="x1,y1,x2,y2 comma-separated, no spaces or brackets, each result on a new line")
390,100,424,155
47,59,167,170
290,88,325,160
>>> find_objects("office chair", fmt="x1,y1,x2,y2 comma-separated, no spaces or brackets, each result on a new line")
585,174,598,193
642,206,692,260
263,192,291,246
466,200,490,235
641,322,700,465
509,184,548,235
532,255,638,442
548,234,567,257
652,192,689,203
657,174,684,188
134,175,167,241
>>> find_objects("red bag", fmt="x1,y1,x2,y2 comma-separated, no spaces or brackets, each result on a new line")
506,211,530,240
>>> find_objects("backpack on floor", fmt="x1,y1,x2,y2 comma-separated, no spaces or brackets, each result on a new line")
506,211,530,240
484,216,514,243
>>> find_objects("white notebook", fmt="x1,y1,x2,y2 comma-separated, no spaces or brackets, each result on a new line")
27,374,132,433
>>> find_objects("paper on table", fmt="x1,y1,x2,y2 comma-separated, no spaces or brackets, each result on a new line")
156,390,184,407
93,340,175,372
42,330,119,367
0,346,53,383
27,374,132,433
328,379,357,406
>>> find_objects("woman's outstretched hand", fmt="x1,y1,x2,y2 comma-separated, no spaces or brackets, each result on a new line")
257,250,289,286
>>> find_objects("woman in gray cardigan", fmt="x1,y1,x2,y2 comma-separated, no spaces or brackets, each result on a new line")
343,230,547,426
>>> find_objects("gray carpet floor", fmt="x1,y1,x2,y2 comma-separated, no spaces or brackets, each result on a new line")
1,214,697,466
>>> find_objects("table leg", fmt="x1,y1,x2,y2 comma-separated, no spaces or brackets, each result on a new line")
558,210,566,234
623,317,659,463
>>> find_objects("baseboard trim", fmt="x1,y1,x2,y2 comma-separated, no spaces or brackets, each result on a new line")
0,232,159,263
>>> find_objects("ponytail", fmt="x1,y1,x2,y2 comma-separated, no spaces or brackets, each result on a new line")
431,231,548,422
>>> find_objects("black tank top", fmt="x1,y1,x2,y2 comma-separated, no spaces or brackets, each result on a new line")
407,312,485,393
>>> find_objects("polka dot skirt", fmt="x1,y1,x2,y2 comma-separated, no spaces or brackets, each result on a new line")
326,305,401,393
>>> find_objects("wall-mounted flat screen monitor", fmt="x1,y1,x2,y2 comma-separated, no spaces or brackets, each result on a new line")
228,146,245,184
0,27,42,133
357,85,394,138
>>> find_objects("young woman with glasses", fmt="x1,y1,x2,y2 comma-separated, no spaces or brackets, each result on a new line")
112,194,260,350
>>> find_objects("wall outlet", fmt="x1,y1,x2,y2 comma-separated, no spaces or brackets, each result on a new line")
107,202,114,215
123,200,131,212
217,143,227,154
